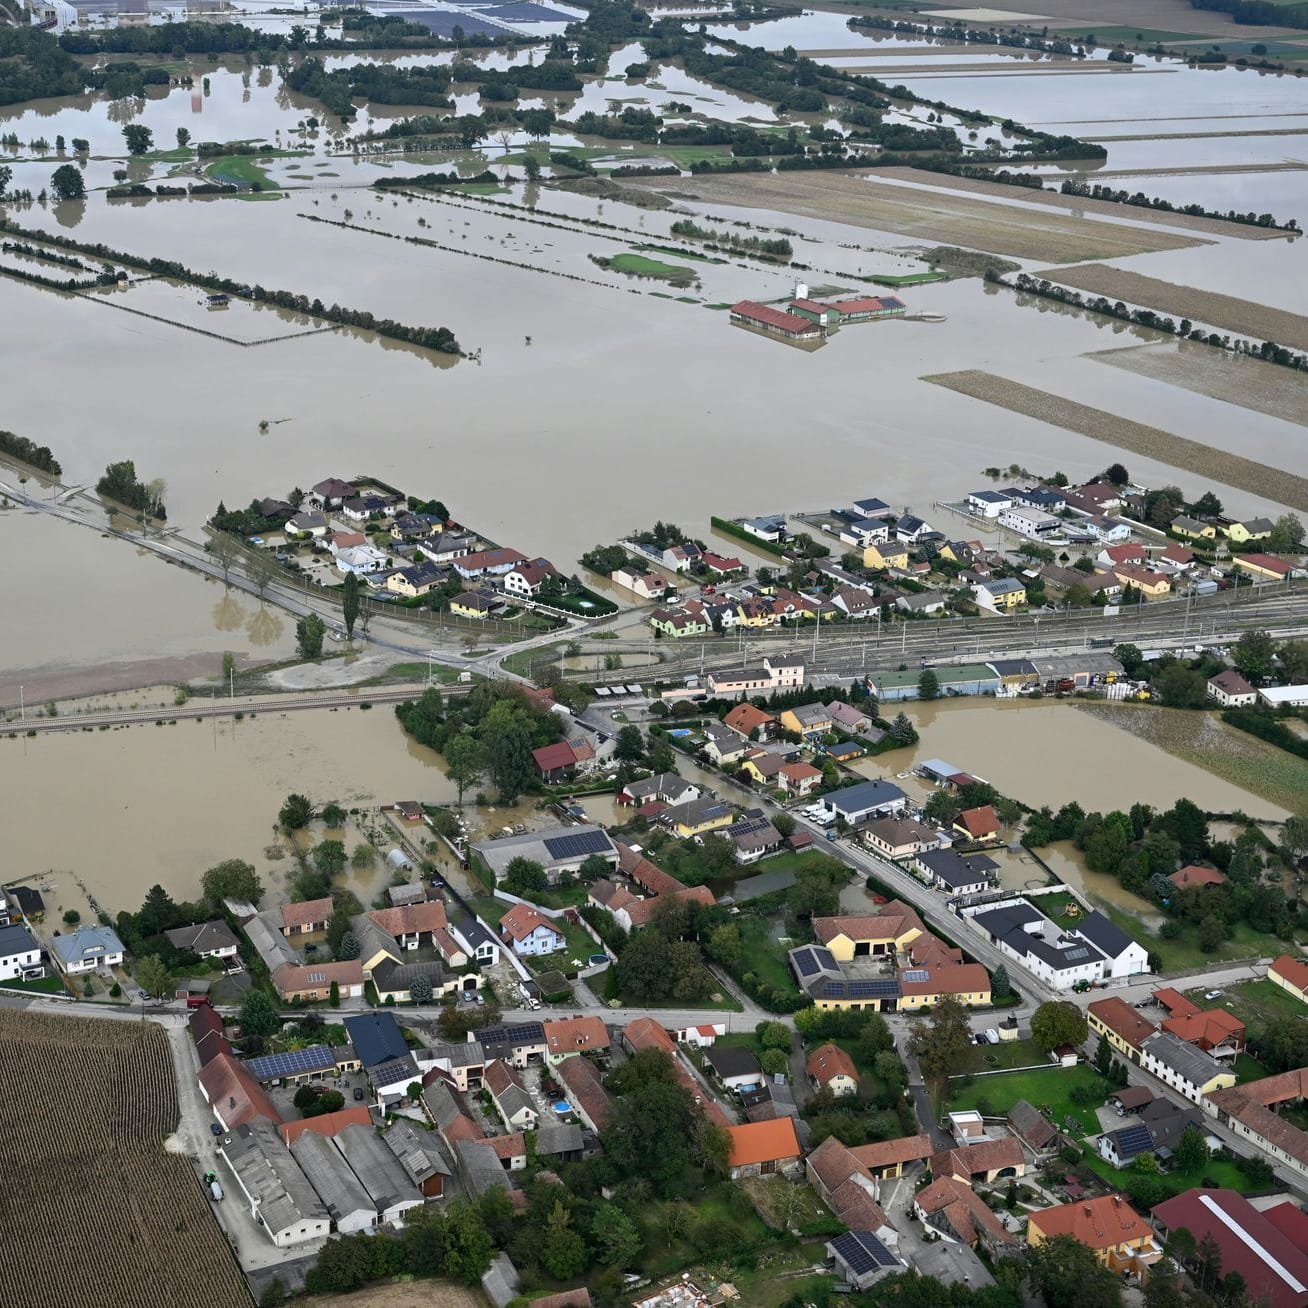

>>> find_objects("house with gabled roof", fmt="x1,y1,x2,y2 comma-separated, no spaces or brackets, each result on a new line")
725,1118,801,1179
1027,1194,1161,1279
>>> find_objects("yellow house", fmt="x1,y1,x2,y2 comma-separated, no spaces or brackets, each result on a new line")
449,592,496,619
865,543,908,570
1087,997,1156,1063
778,704,833,737
1028,1196,1163,1280
1224,518,1274,544
896,964,991,1011
387,569,440,599
739,754,786,787
813,907,923,962
733,600,779,629
977,578,1026,609
1170,515,1217,540
1269,955,1308,1003
1113,567,1172,599
1235,554,1293,581
671,799,735,839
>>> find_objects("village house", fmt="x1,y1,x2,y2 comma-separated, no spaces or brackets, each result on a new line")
966,489,1011,519
453,548,528,580
1224,518,1275,543
666,797,735,839
1113,564,1173,599
1027,1195,1162,1280
825,1231,905,1292
973,577,1026,610
1088,997,1157,1063
611,566,666,601
649,607,710,638
707,654,806,699
282,897,333,937
542,1015,610,1064
497,905,565,957
1162,1005,1245,1059
1170,514,1217,540
1235,553,1299,582
416,531,476,565
503,558,560,598
1169,864,1227,892
49,924,124,975
726,815,784,864
999,505,1061,538
473,825,618,885
914,848,998,896
554,1052,613,1132
954,805,1001,843
862,816,941,861
386,562,443,599
817,778,907,826
932,1137,1026,1184
286,510,329,539
0,922,43,981
813,904,924,961
449,590,505,620
1207,1070,1308,1179
385,1118,450,1202
1270,955,1308,1004
704,1045,762,1091
273,960,366,1004
164,920,241,961
778,703,833,739
807,1043,860,1097
1139,1030,1236,1103
485,1060,539,1132
915,1174,1016,1252
778,761,823,798
1208,669,1258,705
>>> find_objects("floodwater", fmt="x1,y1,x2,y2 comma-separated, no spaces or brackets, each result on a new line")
0,508,295,686
1,24,1306,683
0,705,464,912
878,698,1293,818
1039,841,1165,922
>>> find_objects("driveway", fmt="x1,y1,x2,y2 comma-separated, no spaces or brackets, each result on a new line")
879,1173,993,1287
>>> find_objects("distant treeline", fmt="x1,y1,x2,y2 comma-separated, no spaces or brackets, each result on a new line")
0,430,61,476
56,18,532,56
670,219,792,258
0,219,461,355
1187,0,1308,29
848,12,1089,56
284,58,454,120
374,170,497,190
993,270,1308,372
107,181,236,198
1060,178,1299,232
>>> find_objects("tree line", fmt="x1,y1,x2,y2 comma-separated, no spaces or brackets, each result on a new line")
0,218,460,355
0,429,61,476
1060,178,1298,232
97,460,166,519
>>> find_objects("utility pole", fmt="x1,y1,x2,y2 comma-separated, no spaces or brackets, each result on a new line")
19,684,24,721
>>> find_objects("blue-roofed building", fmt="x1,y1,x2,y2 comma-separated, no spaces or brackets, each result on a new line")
740,514,788,542
49,924,124,975
344,1012,409,1071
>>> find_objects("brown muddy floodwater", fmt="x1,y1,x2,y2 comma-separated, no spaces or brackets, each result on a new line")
861,698,1293,820
0,509,296,693
0,706,465,913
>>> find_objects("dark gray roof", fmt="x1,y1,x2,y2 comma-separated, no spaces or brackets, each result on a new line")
1143,1031,1229,1088
383,1119,452,1184
823,779,906,817
224,1122,327,1236
456,1139,511,1196
704,1046,761,1079
1139,1098,1203,1154
290,1128,376,1222
0,922,40,959
368,1054,421,1090
372,957,448,995
334,1122,423,1213
987,658,1038,676
478,1022,546,1061
916,848,999,889
344,1012,409,1070
1074,910,1138,961
973,902,1104,971
164,920,240,955
534,1121,584,1156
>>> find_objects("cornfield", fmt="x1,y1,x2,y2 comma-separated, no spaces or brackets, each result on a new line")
0,1011,252,1308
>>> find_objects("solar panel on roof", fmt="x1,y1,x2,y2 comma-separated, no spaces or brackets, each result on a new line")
1112,1124,1154,1155
1063,948,1091,962
834,1230,897,1275
543,830,611,860
246,1045,336,1080
794,949,822,978
846,978,900,998
902,969,930,983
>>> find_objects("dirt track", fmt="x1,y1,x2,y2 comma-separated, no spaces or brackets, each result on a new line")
1090,342,1308,428
1037,264,1308,351
635,172,1205,262
922,369,1308,511
873,166,1287,240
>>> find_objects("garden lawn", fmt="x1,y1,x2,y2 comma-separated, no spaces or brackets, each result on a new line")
736,915,803,1000
603,251,696,281
1080,1148,1259,1197
962,1037,1051,1075
635,1183,781,1280
0,975,68,995
948,1063,1107,1134
1197,978,1308,1030
205,155,280,189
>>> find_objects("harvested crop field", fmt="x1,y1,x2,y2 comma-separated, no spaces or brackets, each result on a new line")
1037,263,1308,351
635,171,1204,262
1090,341,1308,427
0,1010,251,1308
873,166,1285,239
922,370,1308,512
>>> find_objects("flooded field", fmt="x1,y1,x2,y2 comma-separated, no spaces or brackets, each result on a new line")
0,705,466,912
875,698,1294,818
0,509,295,695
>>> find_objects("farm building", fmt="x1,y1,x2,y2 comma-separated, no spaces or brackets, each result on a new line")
729,300,825,342
833,295,906,322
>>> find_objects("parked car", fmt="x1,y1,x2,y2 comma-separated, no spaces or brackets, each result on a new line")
352,1087,366,1102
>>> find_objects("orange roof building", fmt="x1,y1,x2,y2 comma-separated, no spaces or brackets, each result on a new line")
1027,1195,1162,1278
198,1053,281,1130
806,1043,860,1095
1162,1008,1246,1054
723,703,775,739
956,806,1001,840
1170,865,1227,891
1270,956,1308,1003
1088,996,1158,1057
279,1106,372,1146
543,1015,610,1060
726,1118,802,1177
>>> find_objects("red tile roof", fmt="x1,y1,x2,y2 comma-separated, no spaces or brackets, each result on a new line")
555,1052,613,1129
1151,987,1200,1018
198,1053,281,1129
369,901,448,937
532,741,579,773
1238,553,1294,576
498,903,560,943
1170,864,1227,890
834,296,904,315
806,1043,859,1087
1272,956,1308,992
489,1132,526,1161
899,962,990,999
1028,1194,1150,1249
543,1016,610,1056
849,1134,933,1170
957,805,1001,839
281,897,334,931
279,1106,372,1145
724,703,775,737
1163,1008,1245,1049
727,1117,800,1168
731,300,820,334
1088,996,1158,1051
